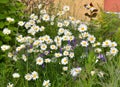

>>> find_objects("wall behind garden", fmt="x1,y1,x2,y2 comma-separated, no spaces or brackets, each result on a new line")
54,0,104,20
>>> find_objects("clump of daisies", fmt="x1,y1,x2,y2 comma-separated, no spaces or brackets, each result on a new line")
1,3,119,87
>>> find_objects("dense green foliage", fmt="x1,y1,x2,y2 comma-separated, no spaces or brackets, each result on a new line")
0,0,26,62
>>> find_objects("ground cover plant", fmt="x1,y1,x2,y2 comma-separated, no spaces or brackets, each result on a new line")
0,2,120,87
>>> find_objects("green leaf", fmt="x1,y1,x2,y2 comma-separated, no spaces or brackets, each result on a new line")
0,22,5,28
0,0,9,3
0,14,6,19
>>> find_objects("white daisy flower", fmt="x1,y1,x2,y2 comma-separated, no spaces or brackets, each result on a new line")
57,11,65,16
36,57,44,65
31,71,39,80
40,26,45,31
110,47,118,56
69,52,74,58
1,45,10,51
12,73,20,78
64,45,71,51
30,14,38,20
57,22,63,27
58,28,64,35
63,51,69,56
91,71,95,76
25,73,32,81
22,54,27,62
40,44,47,50
38,4,42,9
40,9,47,14
69,36,74,41
63,5,70,12
25,22,31,29
102,40,111,47
78,24,87,32
33,25,40,32
61,57,68,65
7,83,14,87
110,42,117,47
94,48,102,53
42,14,50,22
81,41,89,47
50,45,57,50
45,58,51,63
87,35,96,43
8,52,13,58
6,17,14,22
70,67,82,77
62,35,69,41
54,53,62,58
63,66,68,71
43,80,51,87
64,20,70,26
29,20,35,25
3,28,11,35
82,32,89,38
18,21,25,26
